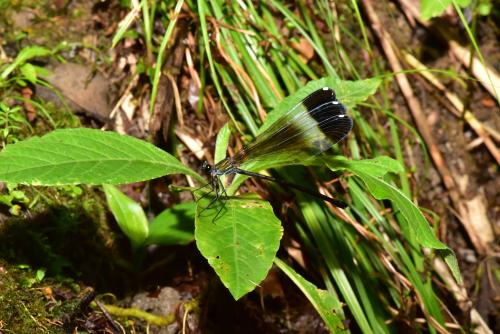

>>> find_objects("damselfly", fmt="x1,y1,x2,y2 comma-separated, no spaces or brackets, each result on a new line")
200,87,353,216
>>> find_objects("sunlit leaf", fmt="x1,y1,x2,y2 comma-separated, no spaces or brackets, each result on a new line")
195,193,283,300
0,128,204,185
214,122,231,164
1,45,52,79
19,63,37,84
420,0,471,21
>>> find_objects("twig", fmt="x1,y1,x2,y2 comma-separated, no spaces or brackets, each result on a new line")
109,73,140,120
95,300,122,334
428,249,493,334
167,73,184,128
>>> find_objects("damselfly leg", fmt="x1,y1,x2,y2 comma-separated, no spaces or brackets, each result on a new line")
197,163,229,221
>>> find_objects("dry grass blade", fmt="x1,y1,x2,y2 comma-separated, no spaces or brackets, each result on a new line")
362,0,489,257
402,51,500,165
175,128,207,161
398,0,500,102
207,17,266,122
447,39,500,101
430,249,493,334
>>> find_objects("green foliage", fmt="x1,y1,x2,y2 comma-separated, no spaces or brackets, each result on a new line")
0,128,203,185
0,45,52,82
228,76,381,194
0,73,461,311
275,258,347,333
0,42,73,145
0,183,28,215
18,266,47,288
420,0,471,20
111,1,141,48
259,77,380,135
145,202,195,246
103,185,195,249
195,193,283,300
328,156,461,282
476,0,492,15
103,184,149,250
0,28,464,327
0,102,32,146
214,122,231,164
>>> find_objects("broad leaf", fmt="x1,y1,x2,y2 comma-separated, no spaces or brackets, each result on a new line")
0,128,204,185
103,184,148,250
195,193,283,300
20,63,38,84
145,202,196,246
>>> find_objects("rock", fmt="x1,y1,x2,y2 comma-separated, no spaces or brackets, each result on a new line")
37,62,113,121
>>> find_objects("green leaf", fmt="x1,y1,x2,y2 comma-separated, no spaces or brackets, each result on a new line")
329,155,403,177
214,122,231,164
329,156,445,249
420,0,450,21
32,64,50,78
19,63,37,84
328,156,461,282
275,258,348,333
145,202,196,246
111,1,140,48
420,0,471,21
1,45,52,79
103,184,148,250
195,194,283,300
477,1,492,16
35,268,46,282
0,128,204,185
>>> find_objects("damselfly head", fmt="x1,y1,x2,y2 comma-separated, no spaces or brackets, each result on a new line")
201,161,211,172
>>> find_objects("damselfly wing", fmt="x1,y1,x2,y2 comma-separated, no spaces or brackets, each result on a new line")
212,87,352,175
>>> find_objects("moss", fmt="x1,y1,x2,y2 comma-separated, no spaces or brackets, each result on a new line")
0,262,58,333
0,184,134,332
0,185,133,292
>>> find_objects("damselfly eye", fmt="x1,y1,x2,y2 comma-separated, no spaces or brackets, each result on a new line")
201,161,211,171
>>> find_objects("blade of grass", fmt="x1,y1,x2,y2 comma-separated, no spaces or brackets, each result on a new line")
196,0,243,135
268,0,338,78
149,0,184,117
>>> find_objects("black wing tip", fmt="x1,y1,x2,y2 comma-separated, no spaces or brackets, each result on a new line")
302,87,338,111
302,88,353,141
